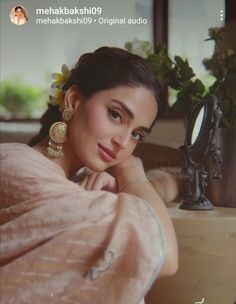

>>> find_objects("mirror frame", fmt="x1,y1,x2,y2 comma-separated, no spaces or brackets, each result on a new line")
184,96,216,167
180,95,222,210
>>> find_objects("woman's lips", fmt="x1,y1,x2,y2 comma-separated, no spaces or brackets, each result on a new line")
98,144,117,162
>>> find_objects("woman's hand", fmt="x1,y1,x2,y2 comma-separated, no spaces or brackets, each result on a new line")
110,155,147,191
79,172,118,193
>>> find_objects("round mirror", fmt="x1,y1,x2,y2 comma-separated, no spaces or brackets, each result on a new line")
191,106,204,145
184,96,217,167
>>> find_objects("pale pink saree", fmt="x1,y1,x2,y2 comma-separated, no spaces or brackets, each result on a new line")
0,143,166,304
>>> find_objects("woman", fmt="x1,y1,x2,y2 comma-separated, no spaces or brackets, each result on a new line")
0,47,178,304
10,6,28,25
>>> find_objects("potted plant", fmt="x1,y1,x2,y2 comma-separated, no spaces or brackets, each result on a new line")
125,26,236,207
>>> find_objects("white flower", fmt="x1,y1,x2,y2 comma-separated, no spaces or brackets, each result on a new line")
49,64,71,109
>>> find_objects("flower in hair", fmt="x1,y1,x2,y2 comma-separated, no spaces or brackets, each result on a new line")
49,64,71,110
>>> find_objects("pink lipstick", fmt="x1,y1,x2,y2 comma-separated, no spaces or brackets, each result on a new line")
98,144,117,162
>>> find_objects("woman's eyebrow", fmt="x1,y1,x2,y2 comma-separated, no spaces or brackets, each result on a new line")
111,99,134,119
111,99,151,133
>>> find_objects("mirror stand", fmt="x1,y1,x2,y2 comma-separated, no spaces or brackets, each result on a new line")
180,157,214,210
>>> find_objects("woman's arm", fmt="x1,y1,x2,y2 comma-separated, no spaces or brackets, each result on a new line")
112,156,179,278
146,168,185,205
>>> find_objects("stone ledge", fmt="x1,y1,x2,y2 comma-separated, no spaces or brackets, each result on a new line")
146,204,236,304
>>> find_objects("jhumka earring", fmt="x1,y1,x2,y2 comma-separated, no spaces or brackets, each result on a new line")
47,109,73,158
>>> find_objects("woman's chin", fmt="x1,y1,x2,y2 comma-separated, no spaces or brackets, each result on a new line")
83,159,109,173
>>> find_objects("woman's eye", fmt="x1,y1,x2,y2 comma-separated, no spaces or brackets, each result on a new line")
131,131,144,142
107,107,123,122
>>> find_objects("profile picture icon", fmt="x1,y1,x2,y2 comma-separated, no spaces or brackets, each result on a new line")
9,5,29,25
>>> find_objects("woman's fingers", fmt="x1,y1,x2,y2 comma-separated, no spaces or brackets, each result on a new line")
79,172,118,193
79,173,97,190
93,172,118,193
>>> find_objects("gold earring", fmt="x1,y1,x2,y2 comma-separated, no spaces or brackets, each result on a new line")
47,109,73,158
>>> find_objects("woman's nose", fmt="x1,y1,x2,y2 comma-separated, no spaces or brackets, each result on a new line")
112,131,131,149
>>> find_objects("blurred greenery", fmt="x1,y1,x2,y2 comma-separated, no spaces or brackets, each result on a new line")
0,77,48,119
125,27,236,127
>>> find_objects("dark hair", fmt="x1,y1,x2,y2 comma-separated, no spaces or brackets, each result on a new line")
15,6,23,12
29,47,166,146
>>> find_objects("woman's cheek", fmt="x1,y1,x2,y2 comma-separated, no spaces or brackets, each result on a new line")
117,145,136,164
87,108,111,137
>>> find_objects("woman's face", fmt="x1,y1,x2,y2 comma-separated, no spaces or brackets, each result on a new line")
15,8,23,17
67,86,158,172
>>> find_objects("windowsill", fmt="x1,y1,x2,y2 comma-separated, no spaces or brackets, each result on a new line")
0,121,40,144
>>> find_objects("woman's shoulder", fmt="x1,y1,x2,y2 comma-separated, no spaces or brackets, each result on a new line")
0,143,40,163
0,143,69,210
1,142,32,152
0,143,64,177
0,143,32,161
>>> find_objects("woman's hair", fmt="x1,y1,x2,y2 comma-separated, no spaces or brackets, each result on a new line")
29,47,166,146
15,6,23,12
